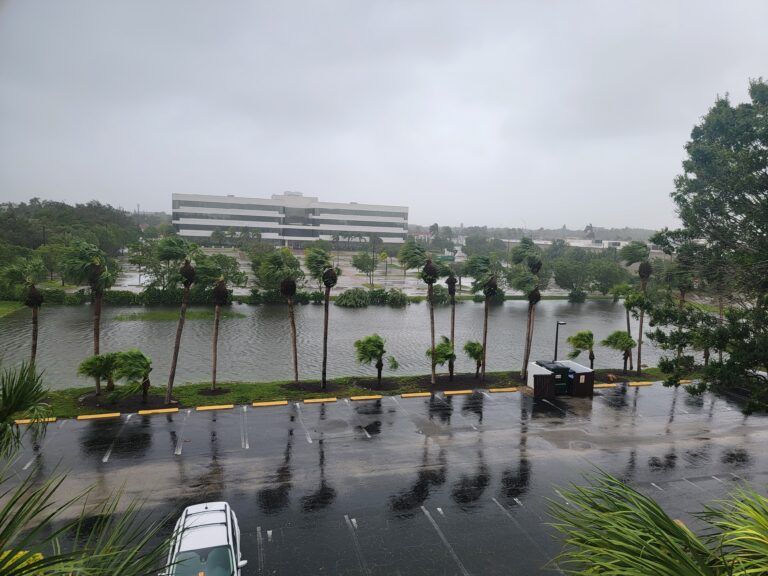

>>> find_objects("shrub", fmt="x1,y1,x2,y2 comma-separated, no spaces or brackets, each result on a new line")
568,288,587,303
64,290,87,305
431,284,449,305
309,290,324,304
104,290,139,305
368,288,388,305
40,288,67,304
409,295,424,304
386,288,409,307
335,288,370,308
472,290,505,304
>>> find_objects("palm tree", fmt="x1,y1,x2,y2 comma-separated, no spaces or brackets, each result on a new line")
550,471,768,574
114,349,153,403
3,258,46,365
321,266,338,390
481,276,498,383
601,330,636,373
463,341,484,379
78,352,120,393
281,277,300,384
520,257,543,381
211,278,228,391
636,260,653,374
354,334,397,386
425,336,455,381
566,330,596,369
422,259,439,386
611,282,635,371
63,241,114,396
165,258,196,404
0,362,48,456
446,273,458,380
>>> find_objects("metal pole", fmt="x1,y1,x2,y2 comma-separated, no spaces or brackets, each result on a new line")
554,322,559,361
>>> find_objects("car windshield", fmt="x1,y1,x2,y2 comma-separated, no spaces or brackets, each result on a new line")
173,545,233,576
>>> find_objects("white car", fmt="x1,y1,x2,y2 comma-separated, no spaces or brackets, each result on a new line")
163,502,247,576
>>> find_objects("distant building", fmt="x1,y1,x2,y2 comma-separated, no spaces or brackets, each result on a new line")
172,192,409,246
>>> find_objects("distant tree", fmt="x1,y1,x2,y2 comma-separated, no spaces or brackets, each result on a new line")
210,228,226,247
255,248,304,292
429,223,439,239
566,330,596,369
379,251,389,277
397,240,427,277
635,260,653,374
114,349,153,403
463,341,484,379
619,241,650,266
352,252,376,285
321,266,338,390
304,246,332,288
553,258,590,302
588,259,629,295
78,352,120,393
165,258,196,404
610,282,636,371
3,257,46,364
354,334,397,386
480,276,498,382
509,240,545,380
426,336,456,380
601,331,636,374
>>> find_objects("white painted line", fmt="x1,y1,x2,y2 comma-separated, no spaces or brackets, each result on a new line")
651,482,664,491
554,489,571,506
351,518,358,529
513,497,523,507
542,399,567,414
711,475,725,484
683,478,704,490
481,391,493,400
294,403,313,444
22,419,67,471
344,399,372,439
437,507,444,516
174,409,192,456
345,515,371,576
421,506,470,576
240,405,250,450
102,414,133,463
730,472,744,481
390,396,423,435
267,529,273,543
256,526,265,574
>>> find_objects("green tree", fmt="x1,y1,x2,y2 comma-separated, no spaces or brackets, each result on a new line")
635,260,653,374
601,331,636,373
611,282,636,371
255,248,304,292
379,251,389,277
352,251,376,285
566,330,596,369
463,341,484,379
3,257,46,364
63,241,114,395
397,240,427,277
210,228,226,247
553,258,590,303
480,276,498,382
0,363,49,456
304,246,333,288
446,274,458,380
321,266,338,390
78,352,120,393
426,336,456,380
588,258,629,295
509,242,545,380
619,241,650,266
422,259,439,386
165,258,196,404
114,349,153,403
354,334,397,386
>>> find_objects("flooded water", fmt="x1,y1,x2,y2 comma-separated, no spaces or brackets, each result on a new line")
0,300,662,389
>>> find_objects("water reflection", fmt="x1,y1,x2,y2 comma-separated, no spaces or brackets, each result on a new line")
721,448,751,468
451,447,490,507
301,436,337,512
390,443,447,513
354,400,383,437
500,399,531,502
461,392,485,425
428,395,453,425
257,428,294,515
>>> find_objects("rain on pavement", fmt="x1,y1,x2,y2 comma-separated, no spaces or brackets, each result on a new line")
9,384,768,575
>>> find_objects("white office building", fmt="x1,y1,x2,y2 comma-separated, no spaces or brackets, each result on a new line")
172,192,408,245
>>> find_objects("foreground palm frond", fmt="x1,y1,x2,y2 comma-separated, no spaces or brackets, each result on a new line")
0,363,50,457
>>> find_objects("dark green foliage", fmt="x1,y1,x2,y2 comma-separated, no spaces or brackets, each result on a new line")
103,290,140,305
368,288,388,305
0,362,49,455
335,288,370,308
431,284,449,305
322,266,338,289
305,247,333,287
309,290,324,304
568,288,587,303
421,259,439,284
426,336,456,368
386,288,409,307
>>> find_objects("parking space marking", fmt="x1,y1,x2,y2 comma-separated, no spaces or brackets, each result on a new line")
196,404,234,412
350,395,383,401
389,396,423,434
137,408,178,415
431,394,477,430
344,514,371,576
252,400,289,407
711,475,725,484
401,392,431,398
294,403,313,444
240,405,250,450
420,506,471,576
256,526,265,574
682,478,704,490
651,482,664,491
730,472,744,481
174,409,192,456
542,399,567,414
343,399,371,439
22,419,67,471
102,414,133,463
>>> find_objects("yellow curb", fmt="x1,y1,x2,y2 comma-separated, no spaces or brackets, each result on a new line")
401,392,431,398
196,404,234,411
444,389,473,396
252,400,289,407
489,387,520,393
14,417,57,425
350,395,383,401
629,381,654,387
303,397,337,404
679,379,694,384
593,383,617,389
137,408,179,415
77,412,121,420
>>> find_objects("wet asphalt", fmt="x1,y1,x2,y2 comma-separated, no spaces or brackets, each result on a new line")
9,385,768,575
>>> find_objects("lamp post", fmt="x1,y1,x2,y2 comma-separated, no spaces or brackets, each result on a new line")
554,321,567,361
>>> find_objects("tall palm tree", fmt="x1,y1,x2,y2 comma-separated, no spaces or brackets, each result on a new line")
211,277,228,391
78,352,120,393
481,276,498,383
165,258,196,404
636,260,653,374
520,258,543,381
63,241,113,396
611,283,635,371
321,266,338,390
3,257,46,365
422,259,439,386
566,330,596,369
281,277,300,384
446,273,457,381
601,330,636,373
463,341,484,379
114,349,153,403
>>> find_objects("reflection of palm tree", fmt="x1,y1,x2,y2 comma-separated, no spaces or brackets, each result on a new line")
301,436,337,512
500,399,532,502
390,444,447,512
428,395,452,425
461,392,484,424
257,430,294,515
451,449,490,507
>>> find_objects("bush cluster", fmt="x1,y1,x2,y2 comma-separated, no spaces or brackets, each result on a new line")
334,287,412,308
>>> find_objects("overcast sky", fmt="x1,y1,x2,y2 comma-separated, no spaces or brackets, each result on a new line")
1,1,766,229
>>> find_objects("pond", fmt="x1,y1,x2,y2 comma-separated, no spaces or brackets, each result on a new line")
0,300,662,390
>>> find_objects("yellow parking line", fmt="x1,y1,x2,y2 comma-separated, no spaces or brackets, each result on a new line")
593,383,617,389
14,417,57,425
444,389,473,396
77,412,121,420
629,381,654,387
350,395,383,401
196,404,234,411
137,407,179,415
304,397,337,404
488,387,519,393
252,400,289,407
401,392,431,398
679,379,694,384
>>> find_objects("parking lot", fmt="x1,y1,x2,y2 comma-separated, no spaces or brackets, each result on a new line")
10,384,768,575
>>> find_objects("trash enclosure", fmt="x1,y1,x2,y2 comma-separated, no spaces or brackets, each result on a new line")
527,360,595,399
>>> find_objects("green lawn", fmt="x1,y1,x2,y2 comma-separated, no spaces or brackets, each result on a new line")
0,300,23,317
113,309,246,321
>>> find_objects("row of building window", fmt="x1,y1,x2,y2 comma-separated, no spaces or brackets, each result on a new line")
172,201,407,219
173,212,405,229
176,223,406,238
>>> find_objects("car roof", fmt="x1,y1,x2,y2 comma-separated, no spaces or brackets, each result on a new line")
177,502,231,551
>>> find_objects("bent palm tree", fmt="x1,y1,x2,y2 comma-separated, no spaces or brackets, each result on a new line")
463,341,484,379
3,258,46,365
211,278,228,391
426,336,455,381
566,330,596,369
115,349,153,403
0,362,49,457
602,330,636,374
636,260,653,374
520,257,543,381
446,274,457,381
78,352,120,393
354,333,397,386
321,266,338,390
422,259,439,386
281,277,299,384
165,258,196,404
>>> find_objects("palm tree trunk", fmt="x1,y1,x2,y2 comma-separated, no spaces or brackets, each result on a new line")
625,308,634,371
212,303,221,391
142,377,150,403
448,293,455,381
428,284,436,386
481,296,489,383
376,359,383,386
106,376,115,392
165,285,189,404
589,349,595,370
30,306,39,366
637,308,645,375
93,291,102,396
623,351,628,373
475,360,480,379
321,286,331,390
288,297,299,383
718,297,724,363
521,302,536,380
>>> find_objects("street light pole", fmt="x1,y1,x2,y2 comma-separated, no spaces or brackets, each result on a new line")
554,321,567,361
